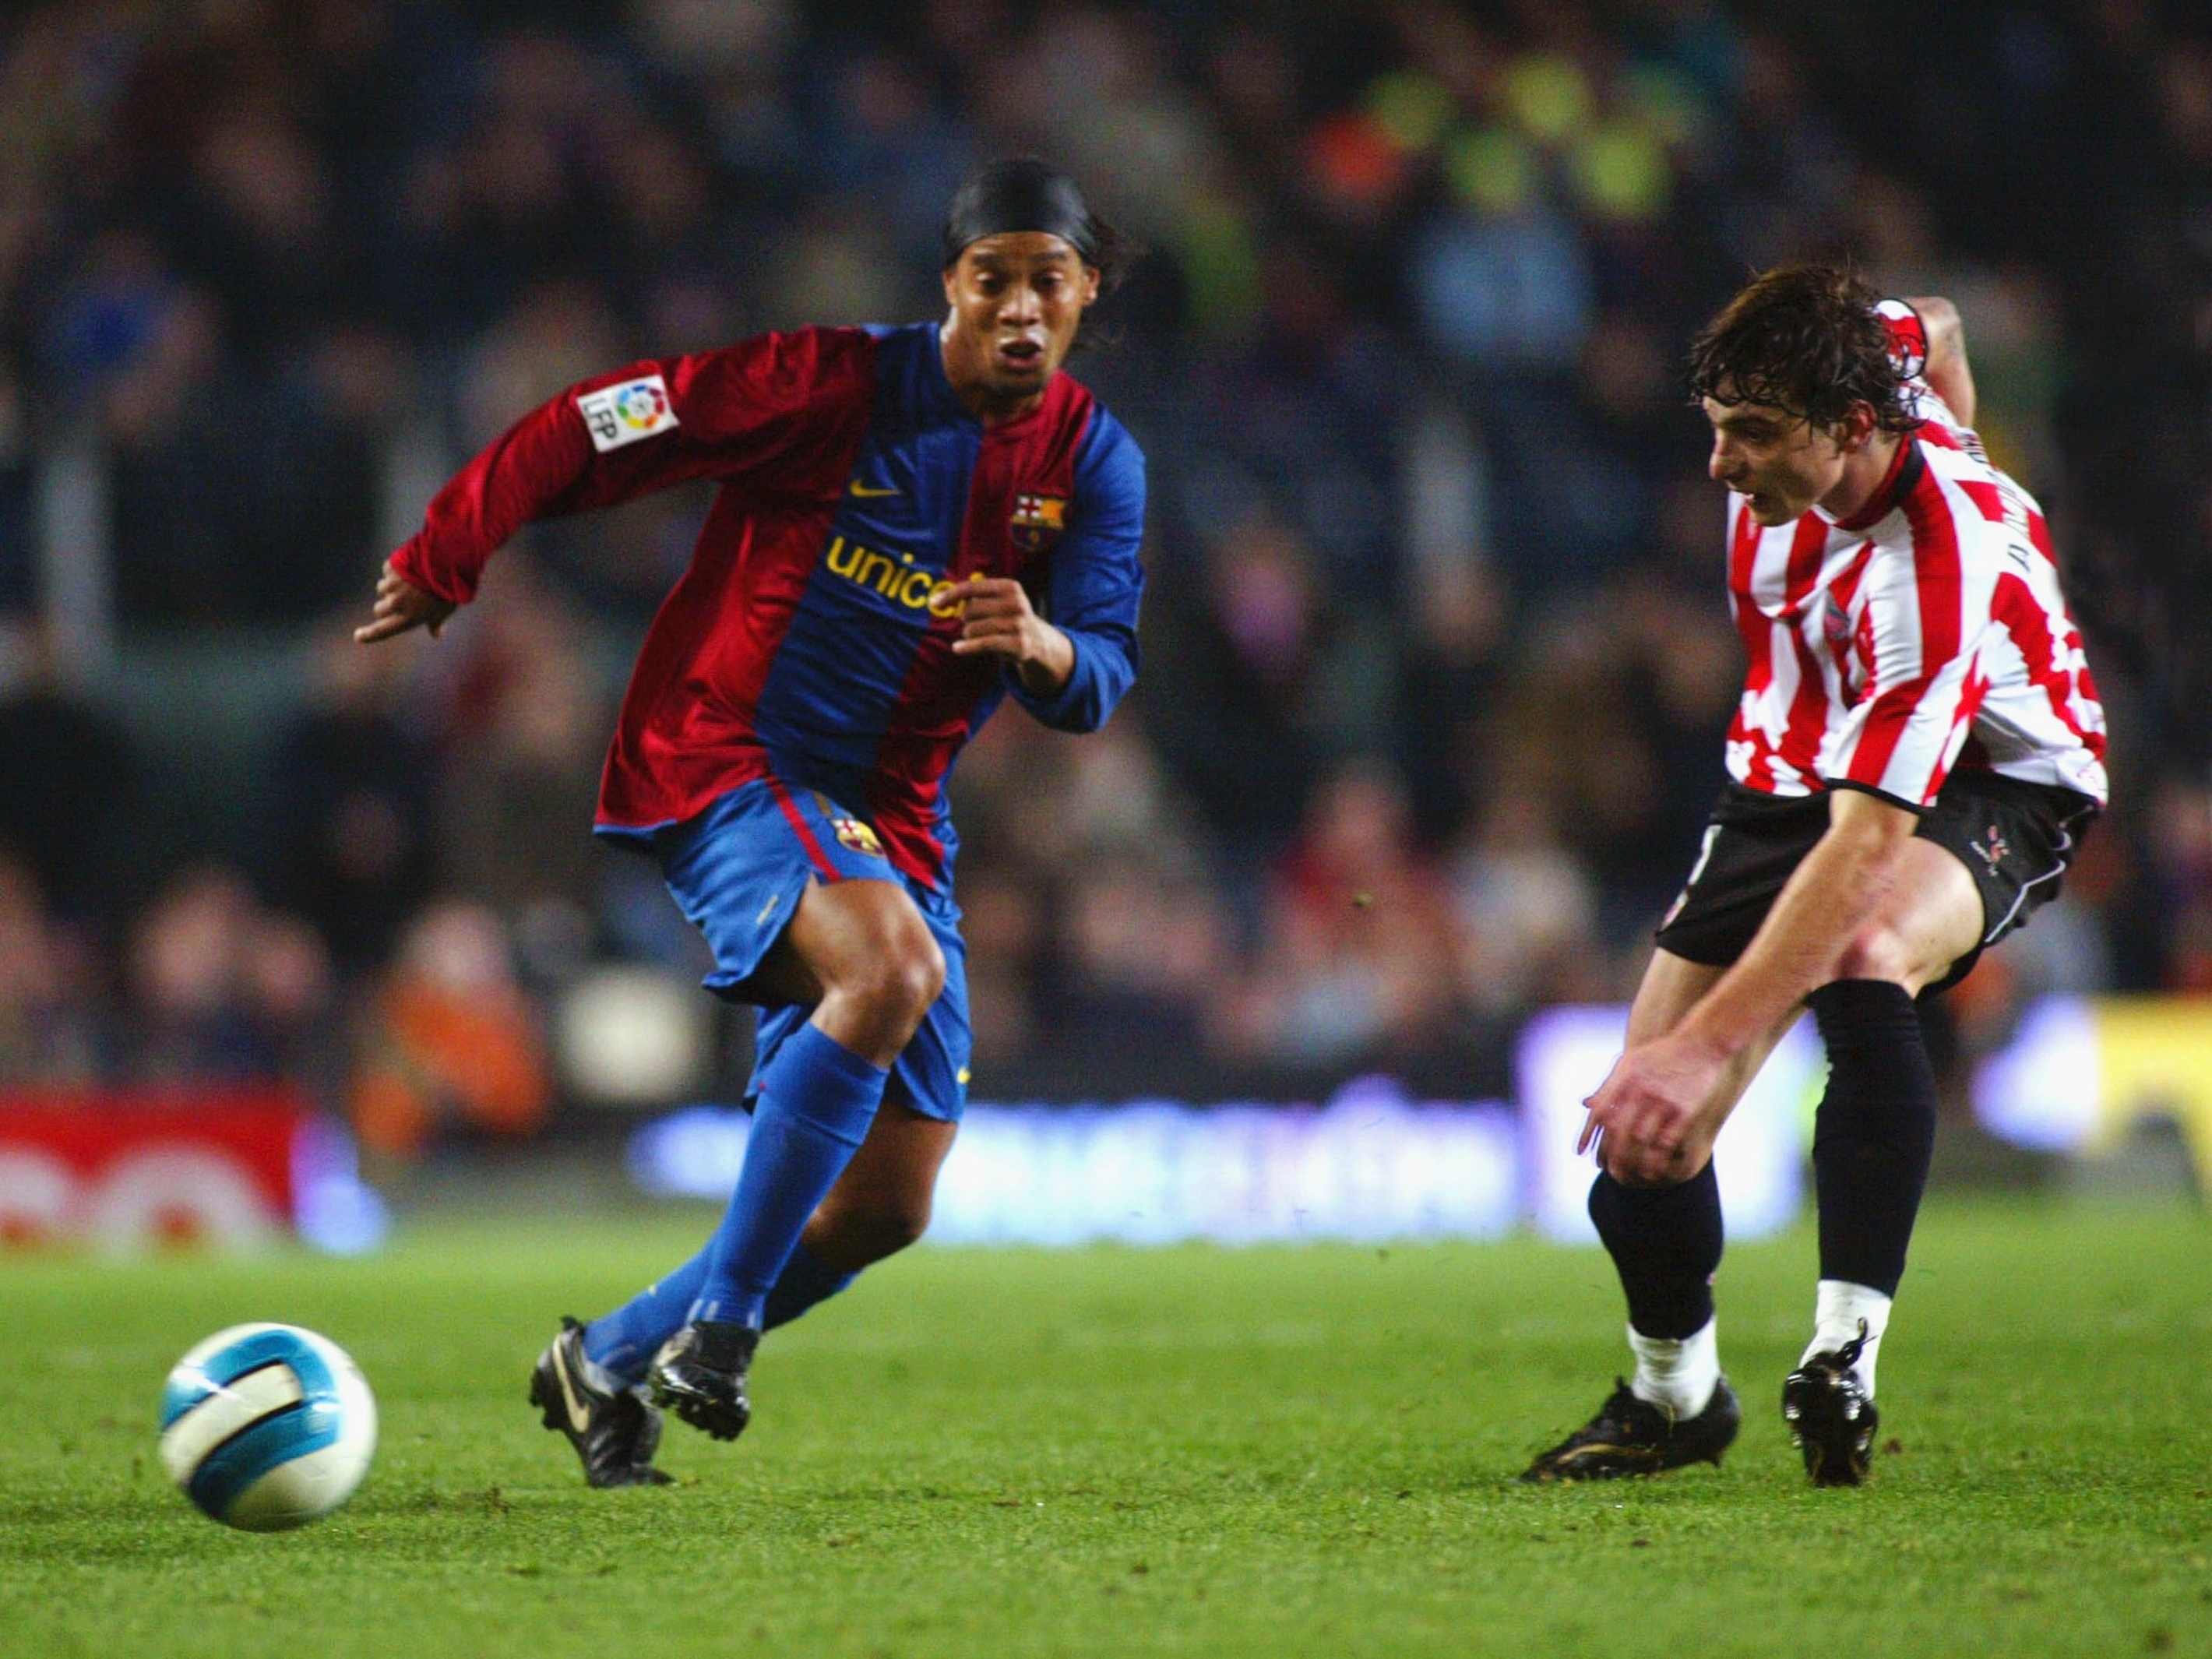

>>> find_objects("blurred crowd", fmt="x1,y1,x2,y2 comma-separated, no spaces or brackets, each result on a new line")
0,0,2207,1147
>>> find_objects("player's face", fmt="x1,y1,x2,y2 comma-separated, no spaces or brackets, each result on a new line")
1702,396,1854,526
941,234,1101,417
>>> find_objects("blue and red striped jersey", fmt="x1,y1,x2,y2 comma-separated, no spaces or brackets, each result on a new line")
392,322,1147,889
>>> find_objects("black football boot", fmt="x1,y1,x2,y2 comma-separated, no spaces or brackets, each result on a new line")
1781,1320,1879,1487
646,1319,759,1442
1521,1375,1742,1482
529,1316,674,1488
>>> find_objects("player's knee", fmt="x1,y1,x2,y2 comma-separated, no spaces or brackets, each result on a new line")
1833,921,1914,986
1604,1156,1697,1192
826,902,946,1024
864,925,946,1025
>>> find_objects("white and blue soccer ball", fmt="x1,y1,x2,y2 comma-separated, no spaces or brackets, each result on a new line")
158,1323,377,1531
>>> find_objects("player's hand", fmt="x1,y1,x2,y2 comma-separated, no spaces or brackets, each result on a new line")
354,558,457,645
1577,1030,1730,1186
946,576,1073,693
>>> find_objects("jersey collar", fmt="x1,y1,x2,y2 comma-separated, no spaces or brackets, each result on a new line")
1817,435,1925,534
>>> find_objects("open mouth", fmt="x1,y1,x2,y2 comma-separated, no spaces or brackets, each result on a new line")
996,339,1045,372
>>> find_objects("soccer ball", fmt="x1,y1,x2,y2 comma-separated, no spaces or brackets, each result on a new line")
158,1323,377,1531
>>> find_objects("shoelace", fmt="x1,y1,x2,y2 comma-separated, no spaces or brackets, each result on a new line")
1827,1317,1872,1376
1602,1379,1675,1435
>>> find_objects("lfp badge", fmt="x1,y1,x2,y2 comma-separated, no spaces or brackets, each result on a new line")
577,373,679,453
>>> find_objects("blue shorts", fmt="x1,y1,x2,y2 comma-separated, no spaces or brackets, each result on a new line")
627,779,970,1124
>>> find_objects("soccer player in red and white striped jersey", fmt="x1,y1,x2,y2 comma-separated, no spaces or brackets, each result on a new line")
1721,300,2105,812
1525,267,2107,1488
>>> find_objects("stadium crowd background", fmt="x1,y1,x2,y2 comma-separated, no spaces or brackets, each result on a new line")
0,0,2207,1161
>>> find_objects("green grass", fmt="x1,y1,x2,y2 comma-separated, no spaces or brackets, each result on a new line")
0,1202,2207,1657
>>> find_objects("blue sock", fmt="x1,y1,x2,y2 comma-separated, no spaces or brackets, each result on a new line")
689,1023,886,1329
763,1241,858,1330
581,1235,860,1382
582,1249,710,1386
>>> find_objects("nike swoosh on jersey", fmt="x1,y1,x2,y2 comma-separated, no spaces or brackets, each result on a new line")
847,480,900,497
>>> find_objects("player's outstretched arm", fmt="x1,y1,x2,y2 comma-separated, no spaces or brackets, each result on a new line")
1907,295,1976,428
386,332,872,622
354,558,457,646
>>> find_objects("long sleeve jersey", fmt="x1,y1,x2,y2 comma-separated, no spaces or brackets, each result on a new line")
391,321,1147,890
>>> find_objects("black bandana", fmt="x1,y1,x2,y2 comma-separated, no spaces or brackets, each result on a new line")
942,158,1100,266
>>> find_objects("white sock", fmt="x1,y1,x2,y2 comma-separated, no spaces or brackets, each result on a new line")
1802,1280,1891,1398
1628,1317,1720,1418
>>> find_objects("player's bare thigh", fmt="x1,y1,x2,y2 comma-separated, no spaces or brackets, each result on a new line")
1616,831,1983,1129
748,877,946,1062
1626,947,1725,1046
1625,946,1802,1125
750,877,937,1001
1836,836,1984,994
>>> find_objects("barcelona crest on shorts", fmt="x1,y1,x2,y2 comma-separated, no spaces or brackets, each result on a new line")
1009,492,1067,553
831,815,884,858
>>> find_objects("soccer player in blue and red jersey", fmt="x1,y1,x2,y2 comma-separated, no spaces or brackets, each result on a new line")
356,160,1145,1486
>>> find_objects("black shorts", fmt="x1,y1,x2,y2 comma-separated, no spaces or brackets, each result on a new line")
1653,773,2099,994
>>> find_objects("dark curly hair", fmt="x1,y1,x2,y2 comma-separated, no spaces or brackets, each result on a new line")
1687,264,1918,434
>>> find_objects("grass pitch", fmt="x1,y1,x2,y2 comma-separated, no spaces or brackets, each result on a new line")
0,1201,2206,1657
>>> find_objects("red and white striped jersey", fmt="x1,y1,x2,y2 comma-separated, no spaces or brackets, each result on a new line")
1721,383,2108,810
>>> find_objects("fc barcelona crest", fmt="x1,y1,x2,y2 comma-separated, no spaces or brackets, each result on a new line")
1009,491,1068,553
831,816,884,858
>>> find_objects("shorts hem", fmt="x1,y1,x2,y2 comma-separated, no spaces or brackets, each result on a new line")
1647,931,1743,969
1822,777,1927,814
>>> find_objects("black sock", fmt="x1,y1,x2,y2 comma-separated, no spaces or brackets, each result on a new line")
1809,979,1937,1298
1587,1161,1724,1339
